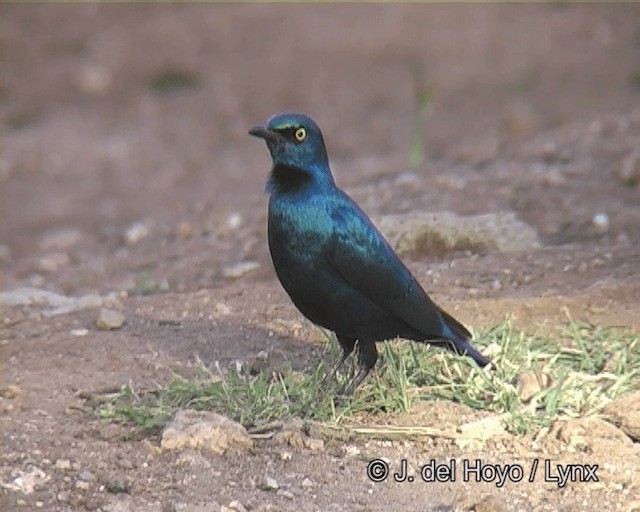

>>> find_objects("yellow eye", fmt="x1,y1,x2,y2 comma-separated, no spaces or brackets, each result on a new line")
295,127,306,142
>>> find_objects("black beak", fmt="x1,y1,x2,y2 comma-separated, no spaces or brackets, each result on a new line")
249,125,280,143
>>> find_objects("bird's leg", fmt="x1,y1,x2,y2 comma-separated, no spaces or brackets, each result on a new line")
318,351,349,388
340,366,371,396
319,334,356,388
339,340,378,396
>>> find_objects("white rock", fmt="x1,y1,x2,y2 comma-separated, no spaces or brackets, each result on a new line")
125,221,151,245
0,287,113,317
161,410,253,455
222,261,260,279
95,308,126,330
376,211,540,258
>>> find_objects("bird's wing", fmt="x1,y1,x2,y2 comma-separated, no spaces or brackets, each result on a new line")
326,196,460,338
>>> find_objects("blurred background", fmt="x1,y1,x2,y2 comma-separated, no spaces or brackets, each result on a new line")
2,3,639,295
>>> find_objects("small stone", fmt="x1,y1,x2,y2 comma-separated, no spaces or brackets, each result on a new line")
105,476,129,494
222,261,260,279
95,308,126,330
84,496,104,511
615,151,640,186
255,504,276,512
225,213,243,230
273,429,305,449
70,328,89,336
75,480,90,491
280,451,293,461
78,65,113,96
0,385,22,399
301,478,314,489
303,437,324,452
125,221,151,245
225,500,247,512
178,221,194,238
259,476,279,491
344,445,361,458
55,459,72,471
592,213,610,234
4,466,48,494
214,302,232,316
277,489,294,500
78,470,95,482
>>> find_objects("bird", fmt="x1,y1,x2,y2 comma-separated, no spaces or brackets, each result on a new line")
249,112,490,393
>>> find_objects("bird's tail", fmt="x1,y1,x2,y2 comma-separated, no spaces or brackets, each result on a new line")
437,307,491,368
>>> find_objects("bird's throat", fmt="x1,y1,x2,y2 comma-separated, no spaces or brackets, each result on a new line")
267,163,313,195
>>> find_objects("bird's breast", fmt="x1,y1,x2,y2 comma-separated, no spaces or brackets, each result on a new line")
268,197,329,256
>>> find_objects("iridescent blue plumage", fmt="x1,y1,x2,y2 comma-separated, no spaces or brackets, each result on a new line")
250,113,490,392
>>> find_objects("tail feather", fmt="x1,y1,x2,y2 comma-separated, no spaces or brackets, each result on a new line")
437,306,491,368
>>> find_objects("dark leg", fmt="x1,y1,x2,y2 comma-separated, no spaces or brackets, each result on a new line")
319,334,356,388
340,340,378,395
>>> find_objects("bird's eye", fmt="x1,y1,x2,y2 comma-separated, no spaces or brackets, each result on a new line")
295,127,307,142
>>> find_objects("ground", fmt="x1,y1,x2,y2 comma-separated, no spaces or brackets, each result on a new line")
2,4,640,512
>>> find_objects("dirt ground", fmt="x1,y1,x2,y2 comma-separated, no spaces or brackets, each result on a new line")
2,4,640,512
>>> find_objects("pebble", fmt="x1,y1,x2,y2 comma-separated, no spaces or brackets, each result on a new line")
75,480,90,490
78,65,113,95
225,500,247,512
303,438,325,451
259,476,279,491
178,221,194,238
55,459,72,471
125,221,151,245
105,476,129,494
615,151,640,186
279,451,292,461
277,489,294,500
78,470,95,482
222,261,260,279
226,213,243,230
214,302,232,316
592,212,610,234
0,384,22,398
344,445,361,458
95,308,126,330
70,328,89,336
301,477,314,488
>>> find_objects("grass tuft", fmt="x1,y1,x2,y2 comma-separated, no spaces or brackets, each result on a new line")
95,318,639,437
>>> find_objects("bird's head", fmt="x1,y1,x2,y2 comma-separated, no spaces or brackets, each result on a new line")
249,113,330,173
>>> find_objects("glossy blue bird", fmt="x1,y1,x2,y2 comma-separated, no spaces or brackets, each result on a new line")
249,113,490,393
